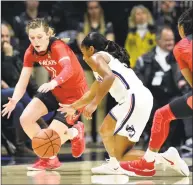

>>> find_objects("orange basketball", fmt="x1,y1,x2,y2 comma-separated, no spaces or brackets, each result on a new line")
32,129,61,158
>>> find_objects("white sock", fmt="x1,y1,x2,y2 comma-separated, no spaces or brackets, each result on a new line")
49,156,56,159
144,149,157,162
109,156,119,166
68,128,78,139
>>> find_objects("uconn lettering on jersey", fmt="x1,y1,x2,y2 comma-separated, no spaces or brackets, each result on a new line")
39,59,57,66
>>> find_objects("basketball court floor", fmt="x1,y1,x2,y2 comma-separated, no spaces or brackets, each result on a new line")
2,144,192,184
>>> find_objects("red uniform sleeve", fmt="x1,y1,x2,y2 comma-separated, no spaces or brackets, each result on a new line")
23,47,34,67
173,43,189,70
51,41,73,86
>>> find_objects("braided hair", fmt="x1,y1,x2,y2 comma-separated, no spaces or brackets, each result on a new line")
81,32,130,67
178,7,193,36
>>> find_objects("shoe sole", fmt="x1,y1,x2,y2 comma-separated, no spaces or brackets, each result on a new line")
47,165,62,171
120,163,155,177
27,166,45,171
162,147,190,177
91,168,137,177
27,164,62,171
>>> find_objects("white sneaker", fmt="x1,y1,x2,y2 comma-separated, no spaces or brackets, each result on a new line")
91,175,129,184
173,177,190,184
91,159,135,176
159,147,190,177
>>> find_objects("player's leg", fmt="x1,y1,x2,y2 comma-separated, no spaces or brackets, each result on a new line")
99,114,117,157
91,115,144,175
91,113,121,174
26,92,62,171
121,92,192,177
48,110,85,158
20,97,48,139
114,135,145,161
149,92,192,152
38,115,85,171
92,93,143,175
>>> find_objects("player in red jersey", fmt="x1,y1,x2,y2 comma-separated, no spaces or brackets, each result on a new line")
2,18,88,170
120,8,192,177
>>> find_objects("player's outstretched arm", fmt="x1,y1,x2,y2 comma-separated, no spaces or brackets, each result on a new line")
71,81,99,109
2,67,32,118
12,67,33,102
81,55,115,119
58,81,99,117
90,55,115,105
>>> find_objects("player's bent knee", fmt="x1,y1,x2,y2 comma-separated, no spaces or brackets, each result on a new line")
20,114,27,125
20,113,33,127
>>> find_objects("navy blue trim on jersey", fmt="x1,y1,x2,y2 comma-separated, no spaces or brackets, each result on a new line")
113,94,135,135
112,70,130,90
109,111,117,121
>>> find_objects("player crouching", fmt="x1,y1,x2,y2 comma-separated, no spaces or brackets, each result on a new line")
2,18,87,170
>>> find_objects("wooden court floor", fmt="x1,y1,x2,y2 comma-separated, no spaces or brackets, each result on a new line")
2,157,192,184
1,145,192,184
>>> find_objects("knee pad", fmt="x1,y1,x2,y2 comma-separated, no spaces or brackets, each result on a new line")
151,105,175,133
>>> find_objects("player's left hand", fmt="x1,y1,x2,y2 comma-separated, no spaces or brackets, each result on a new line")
57,103,76,119
37,80,58,93
83,102,97,120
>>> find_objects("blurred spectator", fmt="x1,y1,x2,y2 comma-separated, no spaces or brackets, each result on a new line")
134,26,191,151
1,23,48,156
51,2,84,33
13,0,51,86
124,5,156,68
76,1,115,143
1,23,38,98
154,1,181,42
135,26,190,102
1,84,35,157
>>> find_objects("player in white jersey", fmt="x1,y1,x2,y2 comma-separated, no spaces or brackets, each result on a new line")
58,32,154,175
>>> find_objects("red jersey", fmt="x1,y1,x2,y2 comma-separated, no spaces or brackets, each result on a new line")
173,35,192,73
23,37,87,103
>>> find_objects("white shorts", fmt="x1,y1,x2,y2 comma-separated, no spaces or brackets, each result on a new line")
109,87,153,142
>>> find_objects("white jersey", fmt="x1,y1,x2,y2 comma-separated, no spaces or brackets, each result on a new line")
93,51,144,104
93,51,153,142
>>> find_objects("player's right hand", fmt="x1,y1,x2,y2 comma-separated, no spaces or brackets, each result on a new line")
57,103,76,119
2,97,17,119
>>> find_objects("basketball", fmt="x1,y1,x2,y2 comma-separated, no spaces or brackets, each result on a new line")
32,129,61,158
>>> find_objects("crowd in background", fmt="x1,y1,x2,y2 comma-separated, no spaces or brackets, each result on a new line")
1,1,192,158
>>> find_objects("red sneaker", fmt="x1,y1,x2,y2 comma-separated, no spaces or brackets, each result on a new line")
27,157,61,171
120,158,156,177
71,121,85,158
